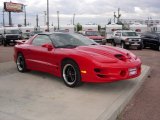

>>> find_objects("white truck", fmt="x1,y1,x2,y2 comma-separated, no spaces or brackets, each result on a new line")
0,27,21,46
129,23,148,35
105,23,122,43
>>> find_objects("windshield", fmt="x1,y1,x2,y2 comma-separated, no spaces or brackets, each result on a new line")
49,33,98,48
122,32,138,36
85,31,100,36
5,30,20,34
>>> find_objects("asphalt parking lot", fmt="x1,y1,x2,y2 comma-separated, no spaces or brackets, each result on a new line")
0,45,159,120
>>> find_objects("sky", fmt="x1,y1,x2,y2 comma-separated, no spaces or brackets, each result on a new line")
0,0,160,27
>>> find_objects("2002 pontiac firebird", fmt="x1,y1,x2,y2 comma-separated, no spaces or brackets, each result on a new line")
14,33,141,87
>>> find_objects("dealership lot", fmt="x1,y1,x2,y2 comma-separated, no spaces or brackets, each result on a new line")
0,45,159,120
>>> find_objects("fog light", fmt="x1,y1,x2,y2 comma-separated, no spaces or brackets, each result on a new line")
120,70,126,77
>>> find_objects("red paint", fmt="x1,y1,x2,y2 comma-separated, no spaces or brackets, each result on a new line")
14,35,141,83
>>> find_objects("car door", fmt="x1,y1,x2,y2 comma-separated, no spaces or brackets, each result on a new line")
26,35,56,73
149,34,159,47
141,32,150,46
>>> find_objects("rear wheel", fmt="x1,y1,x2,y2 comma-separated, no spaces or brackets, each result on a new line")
16,53,27,72
111,39,116,46
61,60,82,87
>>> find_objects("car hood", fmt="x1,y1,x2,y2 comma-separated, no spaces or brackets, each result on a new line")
75,45,136,63
122,36,141,39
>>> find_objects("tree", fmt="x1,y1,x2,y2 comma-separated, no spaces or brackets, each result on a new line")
98,25,101,31
76,23,82,31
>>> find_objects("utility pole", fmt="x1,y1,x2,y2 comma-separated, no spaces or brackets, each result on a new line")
73,13,75,25
47,0,49,32
8,11,12,26
24,5,27,26
57,11,59,30
36,14,39,27
113,12,116,23
44,11,46,26
3,9,5,27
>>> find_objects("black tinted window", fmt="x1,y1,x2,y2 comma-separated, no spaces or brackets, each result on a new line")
49,33,98,48
32,35,52,46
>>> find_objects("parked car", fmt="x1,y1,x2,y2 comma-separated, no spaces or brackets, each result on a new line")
20,32,31,39
112,30,143,49
141,32,160,51
14,33,141,87
2,27,21,46
81,30,105,44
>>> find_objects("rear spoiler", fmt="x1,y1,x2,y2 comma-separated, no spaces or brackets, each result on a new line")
15,40,27,45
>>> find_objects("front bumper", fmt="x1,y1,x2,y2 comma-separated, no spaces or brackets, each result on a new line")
80,59,141,83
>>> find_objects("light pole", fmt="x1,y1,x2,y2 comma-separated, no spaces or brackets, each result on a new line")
36,14,39,27
3,9,5,27
44,11,46,26
24,5,27,26
57,11,59,30
47,0,49,32
73,13,75,25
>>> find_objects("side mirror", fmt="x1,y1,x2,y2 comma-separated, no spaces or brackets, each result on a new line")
42,43,53,51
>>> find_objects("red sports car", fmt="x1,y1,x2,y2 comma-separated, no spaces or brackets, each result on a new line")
14,33,141,87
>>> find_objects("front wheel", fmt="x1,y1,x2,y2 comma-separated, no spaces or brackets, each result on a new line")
61,60,82,87
3,40,7,47
16,53,27,72
137,43,143,50
121,42,128,49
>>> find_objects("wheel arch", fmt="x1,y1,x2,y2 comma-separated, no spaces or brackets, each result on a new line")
61,57,78,67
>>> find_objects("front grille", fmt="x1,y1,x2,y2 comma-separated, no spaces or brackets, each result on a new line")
130,39,139,42
6,35,19,40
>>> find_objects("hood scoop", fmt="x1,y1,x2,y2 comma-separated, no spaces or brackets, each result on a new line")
115,53,131,61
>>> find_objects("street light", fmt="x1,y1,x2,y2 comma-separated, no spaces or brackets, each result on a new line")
47,0,49,32
73,13,75,25
44,11,46,26
57,11,59,30
3,9,5,27
24,5,27,26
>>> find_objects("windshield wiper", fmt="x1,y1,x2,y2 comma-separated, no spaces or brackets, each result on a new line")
56,45,77,48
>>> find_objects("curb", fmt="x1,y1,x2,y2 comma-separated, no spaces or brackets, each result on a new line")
96,65,151,120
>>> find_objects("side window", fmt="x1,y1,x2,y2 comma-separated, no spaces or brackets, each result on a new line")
32,35,52,46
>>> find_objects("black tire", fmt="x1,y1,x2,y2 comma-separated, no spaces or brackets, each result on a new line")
61,60,82,87
137,43,143,50
3,40,7,47
121,42,128,49
16,53,27,72
111,39,116,46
